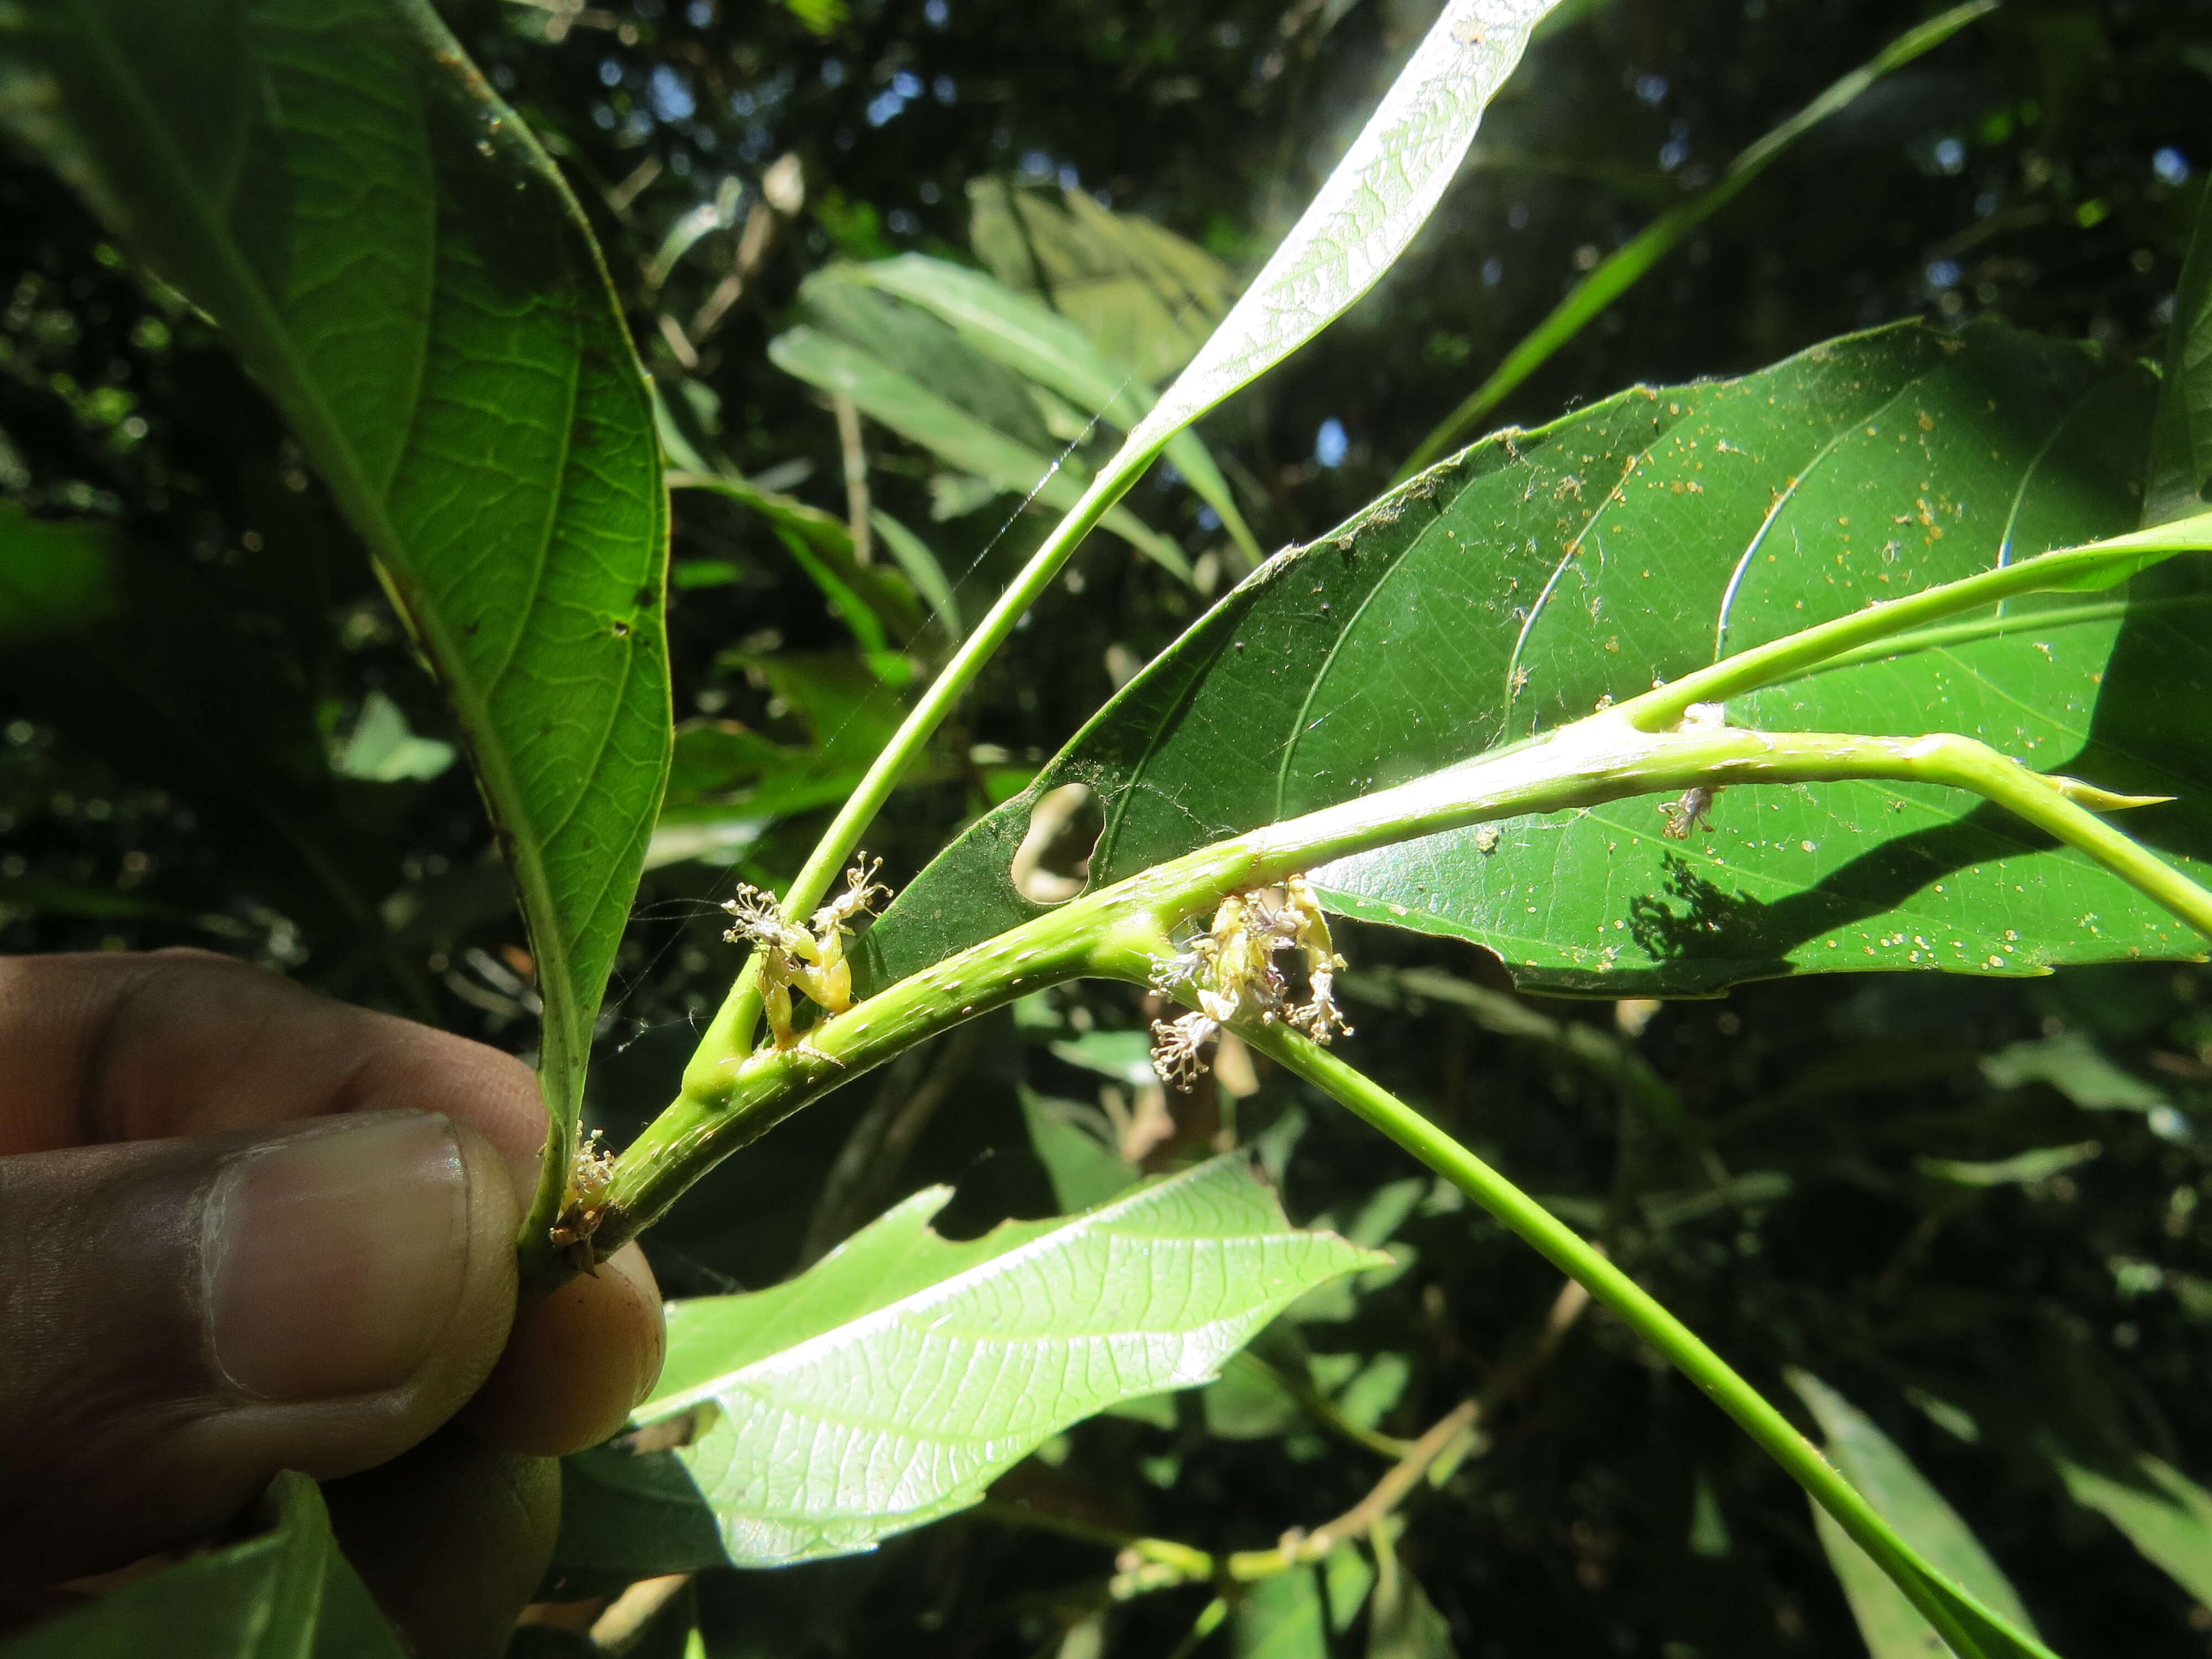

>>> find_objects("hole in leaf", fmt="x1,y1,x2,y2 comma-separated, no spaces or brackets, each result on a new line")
1011,781,1103,904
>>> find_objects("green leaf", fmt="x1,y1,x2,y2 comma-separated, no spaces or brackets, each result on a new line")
864,320,2209,998
7,0,674,1229
663,461,927,646
1230,1546,1376,1659
847,254,1259,562
1790,1373,2042,1659
768,301,1193,579
1366,1524,1458,1659
2147,190,2212,526
622,1155,1386,1566
332,692,457,784
1018,1087,1140,1212
545,1446,734,1597
966,179,1241,385
1979,1034,2169,1113
1127,0,1564,458
2049,1450,2212,1605
0,1472,404,1658
1400,0,1997,474
870,505,963,636
1912,1141,2101,1187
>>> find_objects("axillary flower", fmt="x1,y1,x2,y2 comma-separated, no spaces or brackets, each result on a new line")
1149,873,1352,1088
721,856,893,1056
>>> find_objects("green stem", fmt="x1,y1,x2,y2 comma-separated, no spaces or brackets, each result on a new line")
1244,1025,2044,1659
586,717,2212,1270
681,451,1167,1092
1616,510,2212,733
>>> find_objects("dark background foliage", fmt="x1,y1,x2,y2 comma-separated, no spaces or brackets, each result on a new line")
3,0,2211,1654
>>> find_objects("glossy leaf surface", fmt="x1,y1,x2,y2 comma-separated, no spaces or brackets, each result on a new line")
864,321,2211,997
622,1156,1384,1566
0,1473,403,1658
7,0,673,1204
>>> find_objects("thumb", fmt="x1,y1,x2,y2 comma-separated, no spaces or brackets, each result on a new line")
0,1109,520,1587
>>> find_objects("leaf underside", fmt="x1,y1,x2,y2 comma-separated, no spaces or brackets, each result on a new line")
864,319,2212,998
621,1156,1385,1567
9,0,672,1173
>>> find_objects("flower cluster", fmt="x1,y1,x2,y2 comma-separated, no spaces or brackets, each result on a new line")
549,1127,617,1264
722,855,892,1053
1149,873,1352,1089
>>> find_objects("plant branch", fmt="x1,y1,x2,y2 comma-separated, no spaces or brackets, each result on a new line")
680,451,1160,1089
1617,511,2212,732
1243,1024,2055,1659
584,717,2212,1274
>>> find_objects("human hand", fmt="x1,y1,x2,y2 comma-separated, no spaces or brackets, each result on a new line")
0,950,664,1654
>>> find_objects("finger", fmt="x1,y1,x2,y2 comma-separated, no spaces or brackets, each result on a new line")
463,1244,666,1457
0,1109,519,1587
0,952,546,1197
324,1426,560,1659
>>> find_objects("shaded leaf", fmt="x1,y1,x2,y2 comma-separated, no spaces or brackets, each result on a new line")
0,1473,403,1658
0,504,395,942
1980,1035,2169,1113
545,1446,734,1598
1018,1087,1140,1212
1912,1142,2101,1187
1230,1546,1376,1659
1367,1524,1458,1659
2147,190,2212,527
6,0,674,1215
967,179,1239,384
863,321,2209,999
2049,1450,2212,1606
1790,1372,2039,1659
623,1156,1386,1566
768,300,1192,578
1401,0,1997,473
847,254,1258,561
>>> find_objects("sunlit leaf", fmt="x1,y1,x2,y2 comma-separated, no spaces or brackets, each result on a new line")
1128,0,1563,457
619,1156,1386,1566
4,0,674,1223
863,321,2212,998
332,692,457,784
